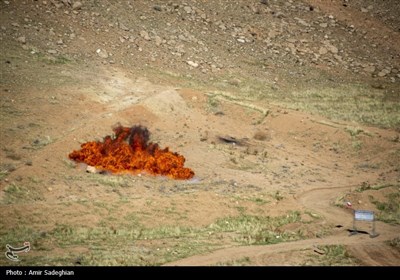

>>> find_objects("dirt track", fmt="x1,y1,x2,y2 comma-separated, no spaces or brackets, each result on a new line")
1,0,399,266
166,185,400,266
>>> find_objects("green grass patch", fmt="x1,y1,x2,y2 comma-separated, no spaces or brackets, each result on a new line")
247,197,269,205
370,191,400,224
0,169,9,180
283,85,400,129
147,63,400,128
209,211,303,245
207,95,220,110
345,127,364,137
0,210,308,265
89,174,132,188
2,183,43,204
355,182,395,192
33,51,72,65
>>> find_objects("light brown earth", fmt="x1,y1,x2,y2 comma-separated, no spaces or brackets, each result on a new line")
0,0,399,266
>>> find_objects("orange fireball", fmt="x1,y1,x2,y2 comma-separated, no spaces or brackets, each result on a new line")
69,125,194,180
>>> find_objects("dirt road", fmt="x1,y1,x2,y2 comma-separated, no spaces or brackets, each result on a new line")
166,185,400,266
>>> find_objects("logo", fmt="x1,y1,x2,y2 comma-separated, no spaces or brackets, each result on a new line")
5,242,30,261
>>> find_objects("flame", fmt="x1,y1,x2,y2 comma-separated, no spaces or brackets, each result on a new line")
69,125,194,180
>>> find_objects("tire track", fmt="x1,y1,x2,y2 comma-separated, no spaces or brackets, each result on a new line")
164,185,400,266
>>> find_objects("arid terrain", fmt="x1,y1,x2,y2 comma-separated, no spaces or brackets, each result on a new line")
0,0,399,266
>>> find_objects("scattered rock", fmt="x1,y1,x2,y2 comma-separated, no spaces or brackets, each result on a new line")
154,36,163,46
377,69,391,77
72,1,82,10
371,83,385,90
53,2,63,9
47,49,57,54
96,48,108,59
140,30,151,41
229,78,241,86
218,135,246,146
327,45,338,54
183,6,192,14
153,5,162,12
200,131,208,142
187,61,199,68
318,47,328,55
119,22,130,31
363,65,376,73
16,36,26,44
86,165,99,174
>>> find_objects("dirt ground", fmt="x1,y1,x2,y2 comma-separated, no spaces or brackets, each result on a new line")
0,0,399,266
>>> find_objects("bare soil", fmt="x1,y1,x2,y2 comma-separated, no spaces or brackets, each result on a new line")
0,0,399,266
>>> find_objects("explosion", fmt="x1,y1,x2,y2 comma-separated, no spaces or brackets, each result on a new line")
69,125,194,180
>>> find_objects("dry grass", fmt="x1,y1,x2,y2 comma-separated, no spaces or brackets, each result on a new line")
0,210,307,266
304,245,360,266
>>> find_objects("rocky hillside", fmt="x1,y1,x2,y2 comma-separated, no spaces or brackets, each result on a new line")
1,0,400,267
1,0,400,128
2,0,399,80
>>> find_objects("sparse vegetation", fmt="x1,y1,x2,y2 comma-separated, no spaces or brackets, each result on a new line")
345,127,364,137
305,245,359,266
4,148,22,161
387,237,400,252
3,184,30,203
0,169,9,180
62,158,76,169
209,211,303,245
206,96,220,113
33,51,72,65
1,0,399,267
94,175,131,188
0,211,307,265
370,191,400,225
2,183,43,205
272,191,284,201
283,85,400,129
351,140,362,151
30,136,53,149
355,182,394,192
248,197,268,205
0,163,16,175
